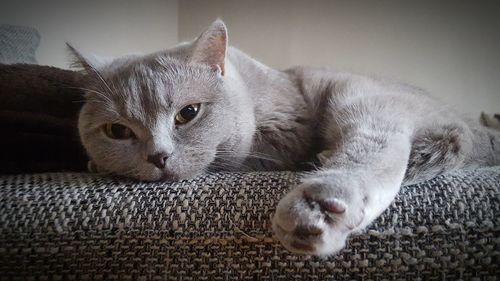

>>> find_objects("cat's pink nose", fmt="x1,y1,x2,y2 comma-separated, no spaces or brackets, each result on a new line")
147,153,169,169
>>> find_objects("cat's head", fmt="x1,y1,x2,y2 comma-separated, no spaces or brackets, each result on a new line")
70,20,255,181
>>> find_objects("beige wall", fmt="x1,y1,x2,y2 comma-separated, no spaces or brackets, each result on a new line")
2,1,498,115
1,0,178,69
179,0,500,115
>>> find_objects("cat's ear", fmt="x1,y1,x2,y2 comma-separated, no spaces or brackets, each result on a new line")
66,43,108,74
189,19,227,75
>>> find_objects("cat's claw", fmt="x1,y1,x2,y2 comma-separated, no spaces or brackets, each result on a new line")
272,179,365,256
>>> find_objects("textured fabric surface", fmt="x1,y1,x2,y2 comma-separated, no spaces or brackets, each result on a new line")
0,167,499,280
0,25,40,64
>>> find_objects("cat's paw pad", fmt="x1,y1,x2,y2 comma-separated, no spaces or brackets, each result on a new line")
272,179,365,256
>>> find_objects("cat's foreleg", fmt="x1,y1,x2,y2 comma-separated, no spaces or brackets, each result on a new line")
272,126,411,256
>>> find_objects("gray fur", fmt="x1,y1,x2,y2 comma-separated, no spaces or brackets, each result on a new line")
70,20,500,256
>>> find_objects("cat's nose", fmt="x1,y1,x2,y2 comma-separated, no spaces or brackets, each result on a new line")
147,152,169,169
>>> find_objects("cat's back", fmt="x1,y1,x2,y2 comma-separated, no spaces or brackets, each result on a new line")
286,66,451,123
288,66,426,103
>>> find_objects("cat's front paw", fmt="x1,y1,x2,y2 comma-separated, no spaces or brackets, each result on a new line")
272,177,365,256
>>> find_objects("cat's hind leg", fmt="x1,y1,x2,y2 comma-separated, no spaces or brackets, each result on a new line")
404,124,473,185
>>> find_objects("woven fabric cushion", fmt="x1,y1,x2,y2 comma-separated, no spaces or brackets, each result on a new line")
0,167,499,280
0,24,40,64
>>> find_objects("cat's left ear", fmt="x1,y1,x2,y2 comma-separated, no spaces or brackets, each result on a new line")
189,19,227,76
66,43,110,74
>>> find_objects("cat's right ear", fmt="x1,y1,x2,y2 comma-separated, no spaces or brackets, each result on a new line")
66,43,106,74
189,19,228,75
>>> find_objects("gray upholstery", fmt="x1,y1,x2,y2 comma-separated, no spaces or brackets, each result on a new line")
0,24,40,64
0,167,498,280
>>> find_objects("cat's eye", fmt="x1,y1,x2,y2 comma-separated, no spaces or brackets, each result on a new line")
103,123,135,139
175,103,200,125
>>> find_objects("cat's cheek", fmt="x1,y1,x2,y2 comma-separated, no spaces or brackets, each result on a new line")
87,161,102,173
168,157,214,181
133,166,164,182
165,165,201,181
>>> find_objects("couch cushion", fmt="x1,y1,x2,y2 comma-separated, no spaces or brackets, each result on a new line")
0,167,498,280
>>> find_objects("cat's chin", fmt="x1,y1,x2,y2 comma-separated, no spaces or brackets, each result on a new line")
90,164,202,182
130,169,178,182
143,167,207,182
88,159,209,182
125,172,175,182
158,171,180,182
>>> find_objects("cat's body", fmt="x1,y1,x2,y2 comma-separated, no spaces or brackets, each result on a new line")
72,20,500,256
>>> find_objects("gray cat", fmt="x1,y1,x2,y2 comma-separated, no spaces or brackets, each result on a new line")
69,20,500,256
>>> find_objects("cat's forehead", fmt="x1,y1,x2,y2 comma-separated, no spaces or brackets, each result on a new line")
111,55,218,89
93,55,222,122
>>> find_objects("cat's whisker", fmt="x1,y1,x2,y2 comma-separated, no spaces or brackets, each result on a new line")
209,158,254,172
122,165,144,180
74,97,110,105
65,86,110,99
215,148,276,159
82,100,106,105
65,86,116,107
90,68,118,100
211,158,246,170
215,149,283,164
71,99,90,104
108,76,123,100
66,86,124,117
203,169,223,177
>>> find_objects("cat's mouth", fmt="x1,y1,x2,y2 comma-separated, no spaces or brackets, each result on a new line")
158,170,179,182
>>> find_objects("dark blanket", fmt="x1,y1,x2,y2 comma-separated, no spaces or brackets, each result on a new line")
0,64,88,173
